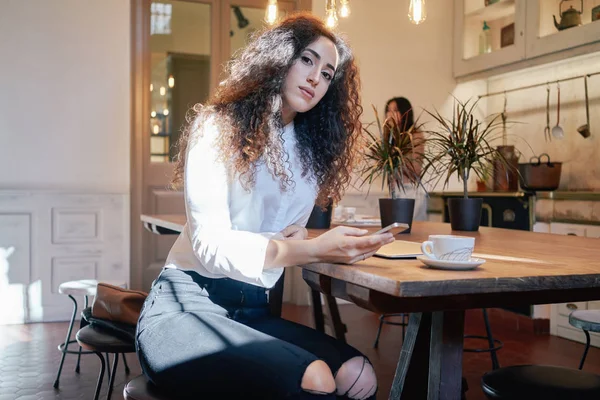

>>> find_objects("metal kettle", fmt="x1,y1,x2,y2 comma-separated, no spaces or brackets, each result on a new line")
554,0,583,31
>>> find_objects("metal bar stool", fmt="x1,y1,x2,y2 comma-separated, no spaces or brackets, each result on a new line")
373,313,408,348
54,279,131,388
568,309,600,369
464,308,503,370
76,325,136,400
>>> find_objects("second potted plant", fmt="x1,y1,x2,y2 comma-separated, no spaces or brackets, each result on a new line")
422,98,510,231
358,105,425,233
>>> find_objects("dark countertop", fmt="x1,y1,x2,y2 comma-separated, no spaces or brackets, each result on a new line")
429,191,600,200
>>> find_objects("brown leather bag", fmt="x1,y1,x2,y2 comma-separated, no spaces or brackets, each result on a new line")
91,283,148,326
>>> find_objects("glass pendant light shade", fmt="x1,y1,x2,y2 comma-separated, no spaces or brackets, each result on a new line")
339,0,351,18
325,0,338,28
408,0,426,25
265,0,278,25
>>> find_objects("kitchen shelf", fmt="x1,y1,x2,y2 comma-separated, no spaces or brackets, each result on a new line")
465,0,515,22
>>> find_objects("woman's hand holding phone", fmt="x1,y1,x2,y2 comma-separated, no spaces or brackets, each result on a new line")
311,226,395,264
371,222,409,237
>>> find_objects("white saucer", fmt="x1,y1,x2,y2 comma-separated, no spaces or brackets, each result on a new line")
417,255,485,271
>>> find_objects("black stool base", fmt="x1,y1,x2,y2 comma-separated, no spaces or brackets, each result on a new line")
482,365,600,400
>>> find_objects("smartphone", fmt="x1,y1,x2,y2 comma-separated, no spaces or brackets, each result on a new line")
372,222,410,236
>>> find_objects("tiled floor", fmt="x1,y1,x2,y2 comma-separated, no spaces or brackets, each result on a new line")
0,322,141,400
1,305,599,399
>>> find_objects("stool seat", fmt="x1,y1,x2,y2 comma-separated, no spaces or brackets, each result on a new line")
58,279,127,296
76,325,135,354
124,375,172,400
569,310,600,332
482,365,600,399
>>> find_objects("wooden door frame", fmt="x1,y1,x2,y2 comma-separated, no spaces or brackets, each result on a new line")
130,0,311,289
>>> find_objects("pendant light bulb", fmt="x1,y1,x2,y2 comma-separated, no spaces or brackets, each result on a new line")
325,0,338,28
265,0,278,26
339,0,351,18
408,0,427,25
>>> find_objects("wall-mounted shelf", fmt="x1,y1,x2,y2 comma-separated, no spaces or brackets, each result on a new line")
465,0,515,22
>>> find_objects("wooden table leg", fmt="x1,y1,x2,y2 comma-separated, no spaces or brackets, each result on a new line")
324,294,347,343
389,310,465,400
268,270,285,318
427,310,465,400
389,312,430,399
311,289,325,333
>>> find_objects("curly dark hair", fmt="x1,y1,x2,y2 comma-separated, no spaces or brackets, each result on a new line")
171,12,362,207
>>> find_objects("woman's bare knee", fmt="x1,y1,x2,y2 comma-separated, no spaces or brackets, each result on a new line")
335,356,377,399
301,360,336,395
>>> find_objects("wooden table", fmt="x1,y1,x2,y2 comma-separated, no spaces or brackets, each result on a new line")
302,221,600,399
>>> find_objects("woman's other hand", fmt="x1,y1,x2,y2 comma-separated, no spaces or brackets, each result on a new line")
280,225,308,240
311,226,394,264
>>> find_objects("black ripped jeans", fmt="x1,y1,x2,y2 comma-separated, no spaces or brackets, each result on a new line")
136,268,376,399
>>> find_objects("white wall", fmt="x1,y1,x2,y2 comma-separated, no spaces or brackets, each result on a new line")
0,0,130,193
313,0,456,130
311,0,483,212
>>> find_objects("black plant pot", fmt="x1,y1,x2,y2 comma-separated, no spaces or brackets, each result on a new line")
378,198,415,233
306,203,333,229
448,197,483,231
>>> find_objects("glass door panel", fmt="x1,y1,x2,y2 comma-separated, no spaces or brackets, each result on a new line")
149,1,212,163
463,0,517,60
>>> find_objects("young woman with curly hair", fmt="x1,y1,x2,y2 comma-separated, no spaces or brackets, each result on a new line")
136,13,393,400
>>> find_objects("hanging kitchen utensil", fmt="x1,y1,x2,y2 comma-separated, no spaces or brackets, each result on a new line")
552,83,564,139
577,75,591,138
502,92,508,146
544,85,551,142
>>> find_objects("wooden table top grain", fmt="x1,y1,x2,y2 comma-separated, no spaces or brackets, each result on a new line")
304,221,600,298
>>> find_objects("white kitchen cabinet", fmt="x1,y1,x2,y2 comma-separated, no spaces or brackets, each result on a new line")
454,0,600,78
533,222,550,233
550,220,600,346
525,0,600,59
454,0,527,78
550,222,587,236
585,225,600,238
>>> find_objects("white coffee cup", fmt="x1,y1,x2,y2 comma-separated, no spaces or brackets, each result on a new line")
420,235,475,262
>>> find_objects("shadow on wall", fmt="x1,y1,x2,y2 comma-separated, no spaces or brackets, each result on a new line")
0,246,28,326
0,246,14,289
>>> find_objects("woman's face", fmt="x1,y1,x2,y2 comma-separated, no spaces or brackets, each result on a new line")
281,36,339,121
386,101,401,125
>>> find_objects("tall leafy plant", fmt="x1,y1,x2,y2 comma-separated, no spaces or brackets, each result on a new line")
421,98,510,199
358,105,425,199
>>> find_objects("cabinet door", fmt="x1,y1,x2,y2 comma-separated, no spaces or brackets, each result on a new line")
550,222,587,236
454,0,526,78
525,0,600,59
533,222,550,233
585,225,600,238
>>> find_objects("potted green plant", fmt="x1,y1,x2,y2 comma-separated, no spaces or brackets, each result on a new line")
421,98,511,231
358,105,425,233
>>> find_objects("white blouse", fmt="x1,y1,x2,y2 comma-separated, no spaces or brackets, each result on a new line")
165,116,319,288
